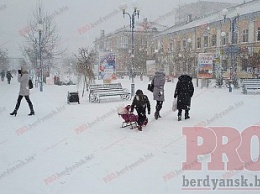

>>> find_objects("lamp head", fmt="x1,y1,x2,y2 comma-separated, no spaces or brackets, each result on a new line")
221,31,226,37
222,8,228,17
235,7,241,16
137,10,140,18
222,8,228,21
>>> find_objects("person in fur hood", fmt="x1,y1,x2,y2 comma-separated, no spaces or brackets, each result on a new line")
130,89,151,131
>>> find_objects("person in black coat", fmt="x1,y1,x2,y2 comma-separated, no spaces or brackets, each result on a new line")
131,89,151,131
174,74,194,121
6,71,13,84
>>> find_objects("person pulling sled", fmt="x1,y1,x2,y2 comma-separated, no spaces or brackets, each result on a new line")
130,89,150,131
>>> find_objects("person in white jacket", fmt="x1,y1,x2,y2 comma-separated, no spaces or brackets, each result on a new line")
10,64,35,116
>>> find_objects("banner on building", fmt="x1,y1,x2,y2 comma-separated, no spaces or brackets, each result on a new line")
197,53,214,78
99,52,116,81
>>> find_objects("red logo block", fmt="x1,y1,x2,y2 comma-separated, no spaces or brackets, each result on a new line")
182,126,260,171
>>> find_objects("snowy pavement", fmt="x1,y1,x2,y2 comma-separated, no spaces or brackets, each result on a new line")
0,77,260,194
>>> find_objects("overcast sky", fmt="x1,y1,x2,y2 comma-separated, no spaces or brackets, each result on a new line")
0,0,246,59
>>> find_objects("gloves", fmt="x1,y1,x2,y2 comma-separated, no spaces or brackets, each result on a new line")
148,110,150,115
18,70,21,74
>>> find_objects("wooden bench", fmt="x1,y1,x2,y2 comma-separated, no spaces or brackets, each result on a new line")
89,83,130,103
241,79,260,94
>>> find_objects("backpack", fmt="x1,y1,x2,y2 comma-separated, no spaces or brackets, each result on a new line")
28,79,33,89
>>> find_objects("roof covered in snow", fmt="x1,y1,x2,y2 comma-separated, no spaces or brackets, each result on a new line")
156,0,260,38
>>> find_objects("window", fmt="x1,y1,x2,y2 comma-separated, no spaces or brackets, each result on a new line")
204,36,209,47
211,34,216,46
120,36,128,48
242,59,248,71
257,27,260,41
177,41,181,50
117,37,120,48
222,36,226,45
233,31,238,44
107,40,111,49
182,40,186,49
169,42,173,51
221,32,228,45
197,37,201,48
242,29,248,43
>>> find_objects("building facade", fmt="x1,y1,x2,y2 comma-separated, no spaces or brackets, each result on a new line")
153,0,260,79
93,0,260,79
94,18,167,76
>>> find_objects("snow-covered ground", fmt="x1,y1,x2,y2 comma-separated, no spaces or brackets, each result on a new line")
0,76,260,194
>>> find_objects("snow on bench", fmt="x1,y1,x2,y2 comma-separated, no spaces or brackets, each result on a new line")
242,79,260,94
89,83,130,103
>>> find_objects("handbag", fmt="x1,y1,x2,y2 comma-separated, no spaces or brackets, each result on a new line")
28,79,33,89
172,98,177,112
147,83,154,92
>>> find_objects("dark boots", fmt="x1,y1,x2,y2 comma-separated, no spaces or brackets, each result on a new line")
154,111,159,120
154,101,163,120
177,109,190,121
185,110,190,119
10,107,34,116
28,103,35,116
154,111,162,119
28,111,35,116
10,95,35,116
10,109,17,116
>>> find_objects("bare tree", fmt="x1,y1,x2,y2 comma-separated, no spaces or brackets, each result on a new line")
0,49,10,70
21,3,64,81
74,48,96,96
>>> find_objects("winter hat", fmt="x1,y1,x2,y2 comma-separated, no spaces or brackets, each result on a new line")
155,68,165,75
135,89,143,95
21,64,29,73
158,68,164,72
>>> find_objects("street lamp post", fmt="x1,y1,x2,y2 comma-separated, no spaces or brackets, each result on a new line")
187,38,192,75
34,38,38,88
219,31,226,87
38,21,43,92
222,8,240,92
122,6,140,97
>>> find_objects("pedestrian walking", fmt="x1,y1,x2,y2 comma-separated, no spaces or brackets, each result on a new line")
174,74,194,121
6,70,13,84
1,70,5,81
10,64,35,116
151,69,165,119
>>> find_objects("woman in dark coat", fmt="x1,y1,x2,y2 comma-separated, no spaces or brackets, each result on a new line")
10,64,35,116
174,74,194,121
